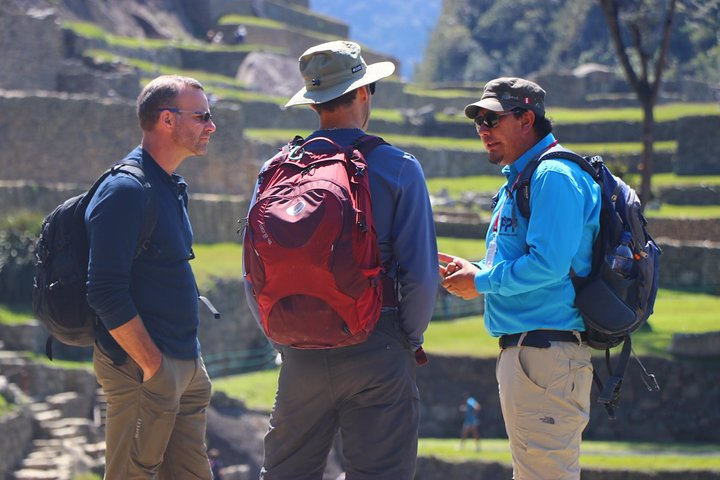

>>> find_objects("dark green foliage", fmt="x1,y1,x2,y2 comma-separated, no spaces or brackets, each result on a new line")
416,0,717,84
0,212,42,307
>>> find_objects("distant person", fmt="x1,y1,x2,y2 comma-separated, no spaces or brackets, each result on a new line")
459,392,481,451
233,25,247,44
86,75,217,478
440,77,600,479
243,40,439,479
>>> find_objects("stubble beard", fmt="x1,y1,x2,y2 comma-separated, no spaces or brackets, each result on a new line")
487,152,502,165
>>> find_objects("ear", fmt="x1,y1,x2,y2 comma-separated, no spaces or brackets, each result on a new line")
157,110,175,130
357,85,370,103
520,110,535,133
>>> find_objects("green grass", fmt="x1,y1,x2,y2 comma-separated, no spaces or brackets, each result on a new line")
22,352,93,370
418,438,720,471
437,237,486,261
65,21,284,53
192,243,244,288
436,103,719,124
72,474,102,480
427,175,504,196
209,288,720,413
0,395,12,417
645,204,720,218
199,363,720,471
84,49,248,88
217,15,284,29
244,129,677,154
192,237,482,289
211,367,279,411
423,288,720,359
428,172,720,197
424,316,496,357
548,103,720,124
405,85,481,99
0,304,33,325
427,171,720,218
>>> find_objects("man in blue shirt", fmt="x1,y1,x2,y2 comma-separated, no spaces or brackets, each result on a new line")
243,41,439,479
86,75,217,479
440,77,601,480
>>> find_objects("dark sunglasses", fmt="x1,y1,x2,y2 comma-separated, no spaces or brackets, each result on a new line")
158,107,213,123
473,110,517,129
368,82,376,95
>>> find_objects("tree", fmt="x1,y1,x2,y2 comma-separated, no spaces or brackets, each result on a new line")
598,0,678,207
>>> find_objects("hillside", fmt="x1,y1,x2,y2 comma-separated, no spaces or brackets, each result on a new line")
309,0,443,80
416,0,719,85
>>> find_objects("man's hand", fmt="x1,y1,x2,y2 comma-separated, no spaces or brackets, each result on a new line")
108,315,163,382
438,252,481,300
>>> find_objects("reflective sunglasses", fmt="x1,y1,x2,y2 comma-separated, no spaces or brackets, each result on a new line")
368,82,376,95
158,108,213,123
473,110,517,129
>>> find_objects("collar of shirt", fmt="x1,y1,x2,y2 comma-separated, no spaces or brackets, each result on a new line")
502,133,558,182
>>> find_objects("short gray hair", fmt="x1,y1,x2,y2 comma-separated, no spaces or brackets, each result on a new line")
136,75,204,131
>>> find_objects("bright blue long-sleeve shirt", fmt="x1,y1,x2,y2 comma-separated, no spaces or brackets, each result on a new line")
244,128,439,350
474,134,601,337
85,146,200,361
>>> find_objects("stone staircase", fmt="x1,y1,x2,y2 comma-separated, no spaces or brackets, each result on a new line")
11,392,105,480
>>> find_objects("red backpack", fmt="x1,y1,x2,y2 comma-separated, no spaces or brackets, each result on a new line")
243,135,393,348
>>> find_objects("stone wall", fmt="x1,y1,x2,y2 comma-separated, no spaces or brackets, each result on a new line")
0,405,33,480
676,116,720,175
657,238,720,293
651,218,720,242
0,9,64,92
417,354,720,443
0,355,98,413
659,185,720,205
0,92,253,196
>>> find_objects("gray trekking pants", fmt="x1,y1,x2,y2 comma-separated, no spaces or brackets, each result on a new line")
261,311,420,480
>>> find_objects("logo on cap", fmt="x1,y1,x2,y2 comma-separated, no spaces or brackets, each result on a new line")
311,78,321,86
351,64,363,74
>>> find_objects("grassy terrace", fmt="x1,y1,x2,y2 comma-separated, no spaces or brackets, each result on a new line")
217,14,337,43
418,438,720,472
210,362,720,471
243,128,678,154
189,242,720,355
436,102,719,124
64,21,286,54
426,172,720,218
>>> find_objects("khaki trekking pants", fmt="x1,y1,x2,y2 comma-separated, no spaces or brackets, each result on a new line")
94,345,213,479
497,338,593,480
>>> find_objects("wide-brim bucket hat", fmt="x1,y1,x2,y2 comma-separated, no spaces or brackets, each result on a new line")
285,40,395,108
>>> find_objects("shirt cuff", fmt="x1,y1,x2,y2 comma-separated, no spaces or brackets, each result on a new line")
474,269,491,293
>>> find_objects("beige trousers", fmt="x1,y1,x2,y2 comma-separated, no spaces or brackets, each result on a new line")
94,345,213,480
496,337,593,480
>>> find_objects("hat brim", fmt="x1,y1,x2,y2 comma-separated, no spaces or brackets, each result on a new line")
285,61,396,108
464,98,505,119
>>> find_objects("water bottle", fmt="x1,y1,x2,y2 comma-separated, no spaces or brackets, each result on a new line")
607,231,634,277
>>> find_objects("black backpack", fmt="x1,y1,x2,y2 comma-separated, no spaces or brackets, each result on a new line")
513,147,662,419
32,159,159,355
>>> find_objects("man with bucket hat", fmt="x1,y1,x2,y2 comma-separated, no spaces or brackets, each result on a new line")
244,41,439,479
439,77,601,479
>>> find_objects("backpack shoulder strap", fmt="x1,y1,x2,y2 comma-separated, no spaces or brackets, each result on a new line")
516,147,601,218
353,134,389,157
112,159,160,259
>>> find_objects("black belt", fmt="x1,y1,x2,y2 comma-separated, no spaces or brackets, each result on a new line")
499,330,585,349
